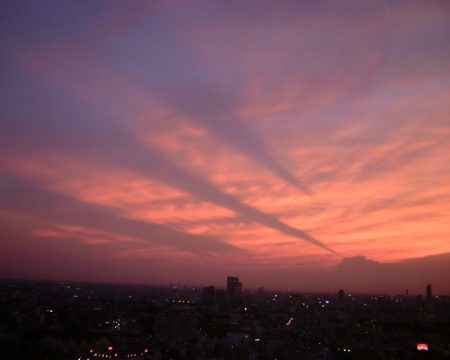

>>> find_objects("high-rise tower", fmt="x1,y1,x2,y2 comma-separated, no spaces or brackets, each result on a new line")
426,284,432,300
226,276,242,298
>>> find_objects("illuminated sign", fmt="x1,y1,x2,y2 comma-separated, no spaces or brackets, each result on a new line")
417,343,429,351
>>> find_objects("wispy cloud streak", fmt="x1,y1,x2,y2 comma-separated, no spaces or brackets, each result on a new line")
0,173,241,255
98,139,334,253
1,126,334,253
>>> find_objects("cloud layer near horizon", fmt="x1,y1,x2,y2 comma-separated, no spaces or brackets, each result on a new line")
1,0,450,292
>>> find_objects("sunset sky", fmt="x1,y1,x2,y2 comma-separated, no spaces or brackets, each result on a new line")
1,0,449,294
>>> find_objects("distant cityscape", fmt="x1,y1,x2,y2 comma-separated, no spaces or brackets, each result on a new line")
0,277,448,359
2,1,450,359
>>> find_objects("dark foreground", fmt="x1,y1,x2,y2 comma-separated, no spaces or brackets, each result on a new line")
0,280,448,359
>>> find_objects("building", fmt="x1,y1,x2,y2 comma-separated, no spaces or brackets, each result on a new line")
338,289,345,302
202,285,215,305
226,276,242,298
154,312,198,341
426,284,432,300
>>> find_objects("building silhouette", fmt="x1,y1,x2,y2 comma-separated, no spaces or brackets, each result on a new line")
154,313,198,341
338,289,345,302
426,284,432,300
202,286,215,305
226,276,242,298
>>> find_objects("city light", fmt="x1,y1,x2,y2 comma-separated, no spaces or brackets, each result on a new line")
285,317,294,326
417,343,429,351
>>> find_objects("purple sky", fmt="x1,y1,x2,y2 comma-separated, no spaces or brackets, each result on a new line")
1,0,450,294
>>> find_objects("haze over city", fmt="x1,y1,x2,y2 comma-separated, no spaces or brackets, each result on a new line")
1,0,450,295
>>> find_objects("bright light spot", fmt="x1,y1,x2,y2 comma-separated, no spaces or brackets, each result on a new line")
417,343,429,351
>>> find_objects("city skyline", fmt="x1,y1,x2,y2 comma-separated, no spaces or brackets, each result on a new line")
1,0,450,295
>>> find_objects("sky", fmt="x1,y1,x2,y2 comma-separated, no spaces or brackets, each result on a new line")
1,0,450,294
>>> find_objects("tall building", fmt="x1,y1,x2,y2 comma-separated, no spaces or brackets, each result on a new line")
338,289,345,302
226,276,242,298
426,284,432,300
202,286,215,305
